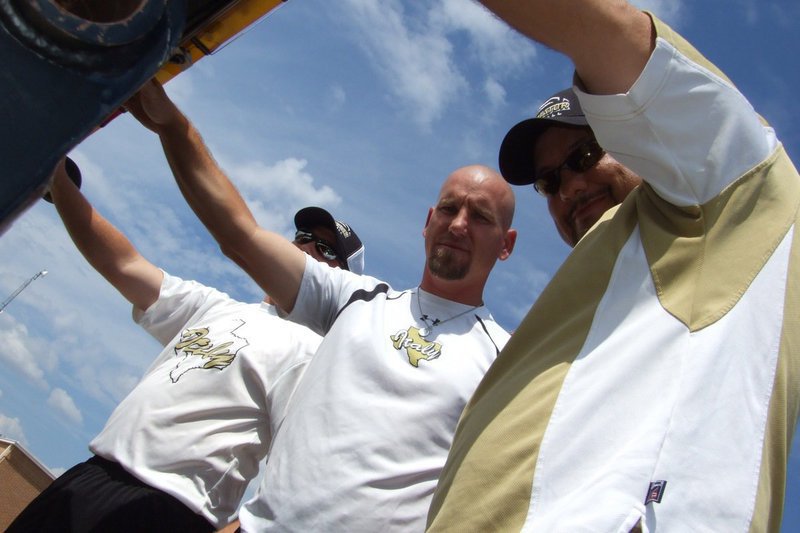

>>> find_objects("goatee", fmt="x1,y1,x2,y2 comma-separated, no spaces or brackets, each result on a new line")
428,246,468,280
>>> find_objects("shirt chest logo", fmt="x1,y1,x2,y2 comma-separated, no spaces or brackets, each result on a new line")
169,319,248,382
390,326,442,367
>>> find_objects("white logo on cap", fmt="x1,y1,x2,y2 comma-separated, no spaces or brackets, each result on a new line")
335,221,352,238
536,96,571,119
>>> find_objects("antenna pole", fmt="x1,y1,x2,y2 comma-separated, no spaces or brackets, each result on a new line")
0,269,48,314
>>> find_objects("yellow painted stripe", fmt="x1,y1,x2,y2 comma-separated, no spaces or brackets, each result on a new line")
155,0,286,84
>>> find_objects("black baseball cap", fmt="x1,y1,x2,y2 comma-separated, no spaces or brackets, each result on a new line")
499,88,590,185
43,156,82,203
294,207,365,274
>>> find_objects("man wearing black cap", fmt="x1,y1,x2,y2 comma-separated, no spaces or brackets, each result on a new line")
293,206,364,276
499,88,641,247
428,1,799,531
125,80,516,532
8,159,364,532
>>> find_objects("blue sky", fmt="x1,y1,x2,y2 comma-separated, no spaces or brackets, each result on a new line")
1,0,798,527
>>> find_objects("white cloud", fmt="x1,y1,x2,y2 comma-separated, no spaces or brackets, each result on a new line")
68,151,186,256
630,0,684,25
336,0,536,129
767,2,800,29
163,72,196,109
484,77,506,110
430,0,536,75
739,0,758,24
66,149,243,291
729,0,799,27
219,156,342,236
490,265,554,328
0,320,49,388
47,388,83,425
340,0,467,128
328,84,347,112
0,413,28,444
72,362,145,407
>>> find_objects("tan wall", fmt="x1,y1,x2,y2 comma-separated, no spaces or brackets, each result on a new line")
0,441,54,530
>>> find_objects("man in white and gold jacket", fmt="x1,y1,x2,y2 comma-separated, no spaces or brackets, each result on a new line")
428,2,799,531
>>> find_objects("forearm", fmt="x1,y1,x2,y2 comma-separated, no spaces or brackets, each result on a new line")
155,113,258,257
124,80,257,253
150,101,305,311
479,0,653,94
50,164,162,310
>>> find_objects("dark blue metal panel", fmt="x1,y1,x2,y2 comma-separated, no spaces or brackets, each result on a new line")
0,0,186,234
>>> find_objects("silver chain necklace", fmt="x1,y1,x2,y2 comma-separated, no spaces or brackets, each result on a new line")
416,288,479,338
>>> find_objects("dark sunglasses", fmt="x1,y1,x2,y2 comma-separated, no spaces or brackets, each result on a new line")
533,139,606,197
294,230,339,262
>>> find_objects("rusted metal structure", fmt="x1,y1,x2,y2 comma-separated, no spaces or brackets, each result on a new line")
0,0,186,233
0,0,286,234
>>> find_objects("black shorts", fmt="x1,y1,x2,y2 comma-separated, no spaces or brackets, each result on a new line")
7,455,214,532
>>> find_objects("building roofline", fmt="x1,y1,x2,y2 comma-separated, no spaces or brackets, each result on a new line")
0,437,56,480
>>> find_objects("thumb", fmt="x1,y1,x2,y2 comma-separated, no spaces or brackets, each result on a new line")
125,79,177,130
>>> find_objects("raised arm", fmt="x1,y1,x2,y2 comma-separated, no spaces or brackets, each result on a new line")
479,0,654,95
49,160,163,311
124,81,306,312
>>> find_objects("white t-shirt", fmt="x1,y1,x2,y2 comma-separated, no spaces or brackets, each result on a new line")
238,258,509,531
90,272,320,528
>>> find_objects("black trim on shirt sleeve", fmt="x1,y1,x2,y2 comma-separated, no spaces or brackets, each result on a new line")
476,315,502,355
333,283,391,322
